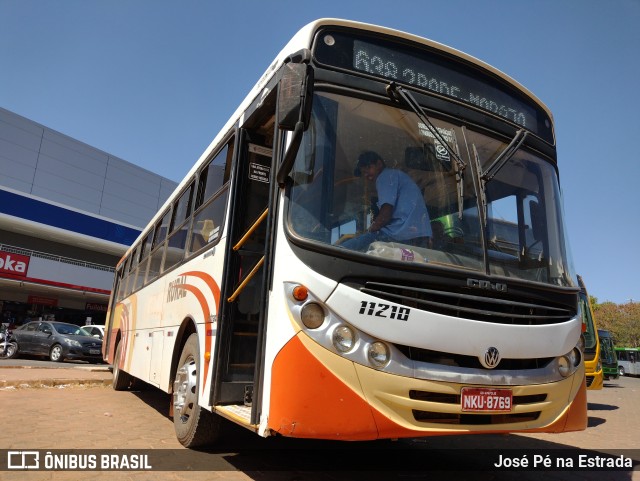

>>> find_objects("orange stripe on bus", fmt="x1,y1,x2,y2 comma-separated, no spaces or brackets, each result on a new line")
269,335,380,440
181,271,221,309
178,283,212,392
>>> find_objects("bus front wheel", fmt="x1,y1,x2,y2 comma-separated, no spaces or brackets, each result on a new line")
619,366,625,377
173,333,220,447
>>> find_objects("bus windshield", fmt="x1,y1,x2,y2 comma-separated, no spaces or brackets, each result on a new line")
287,91,574,287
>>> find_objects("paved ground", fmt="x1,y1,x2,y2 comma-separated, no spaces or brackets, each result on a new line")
0,363,638,480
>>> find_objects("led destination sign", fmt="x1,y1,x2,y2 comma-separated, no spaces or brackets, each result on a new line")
314,30,553,143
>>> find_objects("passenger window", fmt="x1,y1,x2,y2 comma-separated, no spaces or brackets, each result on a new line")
147,247,164,283
134,257,149,290
115,267,126,301
152,211,172,249
189,188,229,253
164,222,190,271
189,138,234,253
163,182,195,272
194,140,234,211
171,183,194,232
38,323,52,334
146,210,171,282
140,231,153,262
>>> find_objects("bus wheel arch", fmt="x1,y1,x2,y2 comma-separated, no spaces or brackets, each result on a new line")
172,332,221,447
112,332,133,391
169,317,198,393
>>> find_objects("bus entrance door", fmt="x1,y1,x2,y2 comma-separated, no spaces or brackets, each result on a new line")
214,132,273,411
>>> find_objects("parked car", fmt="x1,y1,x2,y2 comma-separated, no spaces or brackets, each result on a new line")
83,325,105,340
12,321,103,363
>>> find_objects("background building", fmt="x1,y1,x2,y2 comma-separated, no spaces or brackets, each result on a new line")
0,107,177,327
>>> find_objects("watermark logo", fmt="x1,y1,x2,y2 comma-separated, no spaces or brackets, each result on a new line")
8,451,39,470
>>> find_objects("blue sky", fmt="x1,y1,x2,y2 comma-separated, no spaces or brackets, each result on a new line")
1,0,638,304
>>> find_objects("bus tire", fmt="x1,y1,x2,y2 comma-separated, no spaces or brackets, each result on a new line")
112,340,133,391
619,366,625,377
173,333,220,448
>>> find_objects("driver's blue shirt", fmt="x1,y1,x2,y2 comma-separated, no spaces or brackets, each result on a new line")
376,168,431,240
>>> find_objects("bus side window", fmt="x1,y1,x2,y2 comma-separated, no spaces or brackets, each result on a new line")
189,139,234,254
164,182,195,272
190,189,229,252
121,255,133,298
115,267,126,302
147,210,172,283
135,231,154,290
125,245,141,296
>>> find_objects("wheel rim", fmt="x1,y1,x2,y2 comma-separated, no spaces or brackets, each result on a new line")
51,345,62,361
1,343,16,358
173,355,198,424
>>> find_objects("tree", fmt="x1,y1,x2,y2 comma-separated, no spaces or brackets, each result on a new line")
592,298,640,347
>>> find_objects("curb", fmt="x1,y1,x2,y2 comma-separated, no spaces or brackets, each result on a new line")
0,378,113,389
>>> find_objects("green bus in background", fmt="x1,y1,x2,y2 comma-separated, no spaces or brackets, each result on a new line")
598,329,618,380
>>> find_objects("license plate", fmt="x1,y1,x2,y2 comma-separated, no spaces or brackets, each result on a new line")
89,349,101,355
461,387,512,412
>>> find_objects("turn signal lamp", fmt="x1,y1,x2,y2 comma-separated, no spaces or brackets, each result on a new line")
292,285,309,301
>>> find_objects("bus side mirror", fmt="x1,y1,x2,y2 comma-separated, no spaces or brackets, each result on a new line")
276,50,314,187
277,63,313,131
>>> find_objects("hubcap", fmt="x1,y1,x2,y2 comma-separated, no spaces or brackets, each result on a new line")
173,356,197,423
1,343,16,358
51,346,62,361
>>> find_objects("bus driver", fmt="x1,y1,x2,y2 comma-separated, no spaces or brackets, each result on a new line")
341,151,432,252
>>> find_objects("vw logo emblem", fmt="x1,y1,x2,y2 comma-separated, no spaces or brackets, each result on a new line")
482,347,501,369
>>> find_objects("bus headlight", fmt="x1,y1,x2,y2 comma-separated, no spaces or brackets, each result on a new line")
557,345,582,378
300,302,325,329
333,325,355,352
368,341,390,368
567,347,581,367
558,356,571,377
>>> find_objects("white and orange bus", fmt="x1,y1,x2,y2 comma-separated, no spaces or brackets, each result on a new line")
103,19,587,447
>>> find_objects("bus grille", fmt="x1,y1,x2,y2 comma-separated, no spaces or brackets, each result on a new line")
395,345,553,370
360,281,575,325
412,410,541,425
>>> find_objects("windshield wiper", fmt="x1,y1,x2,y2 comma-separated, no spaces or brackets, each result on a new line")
387,82,466,170
481,129,528,183
387,82,466,218
473,129,528,227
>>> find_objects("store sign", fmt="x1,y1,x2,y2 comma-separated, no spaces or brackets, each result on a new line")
0,250,30,277
28,295,58,307
86,303,108,312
